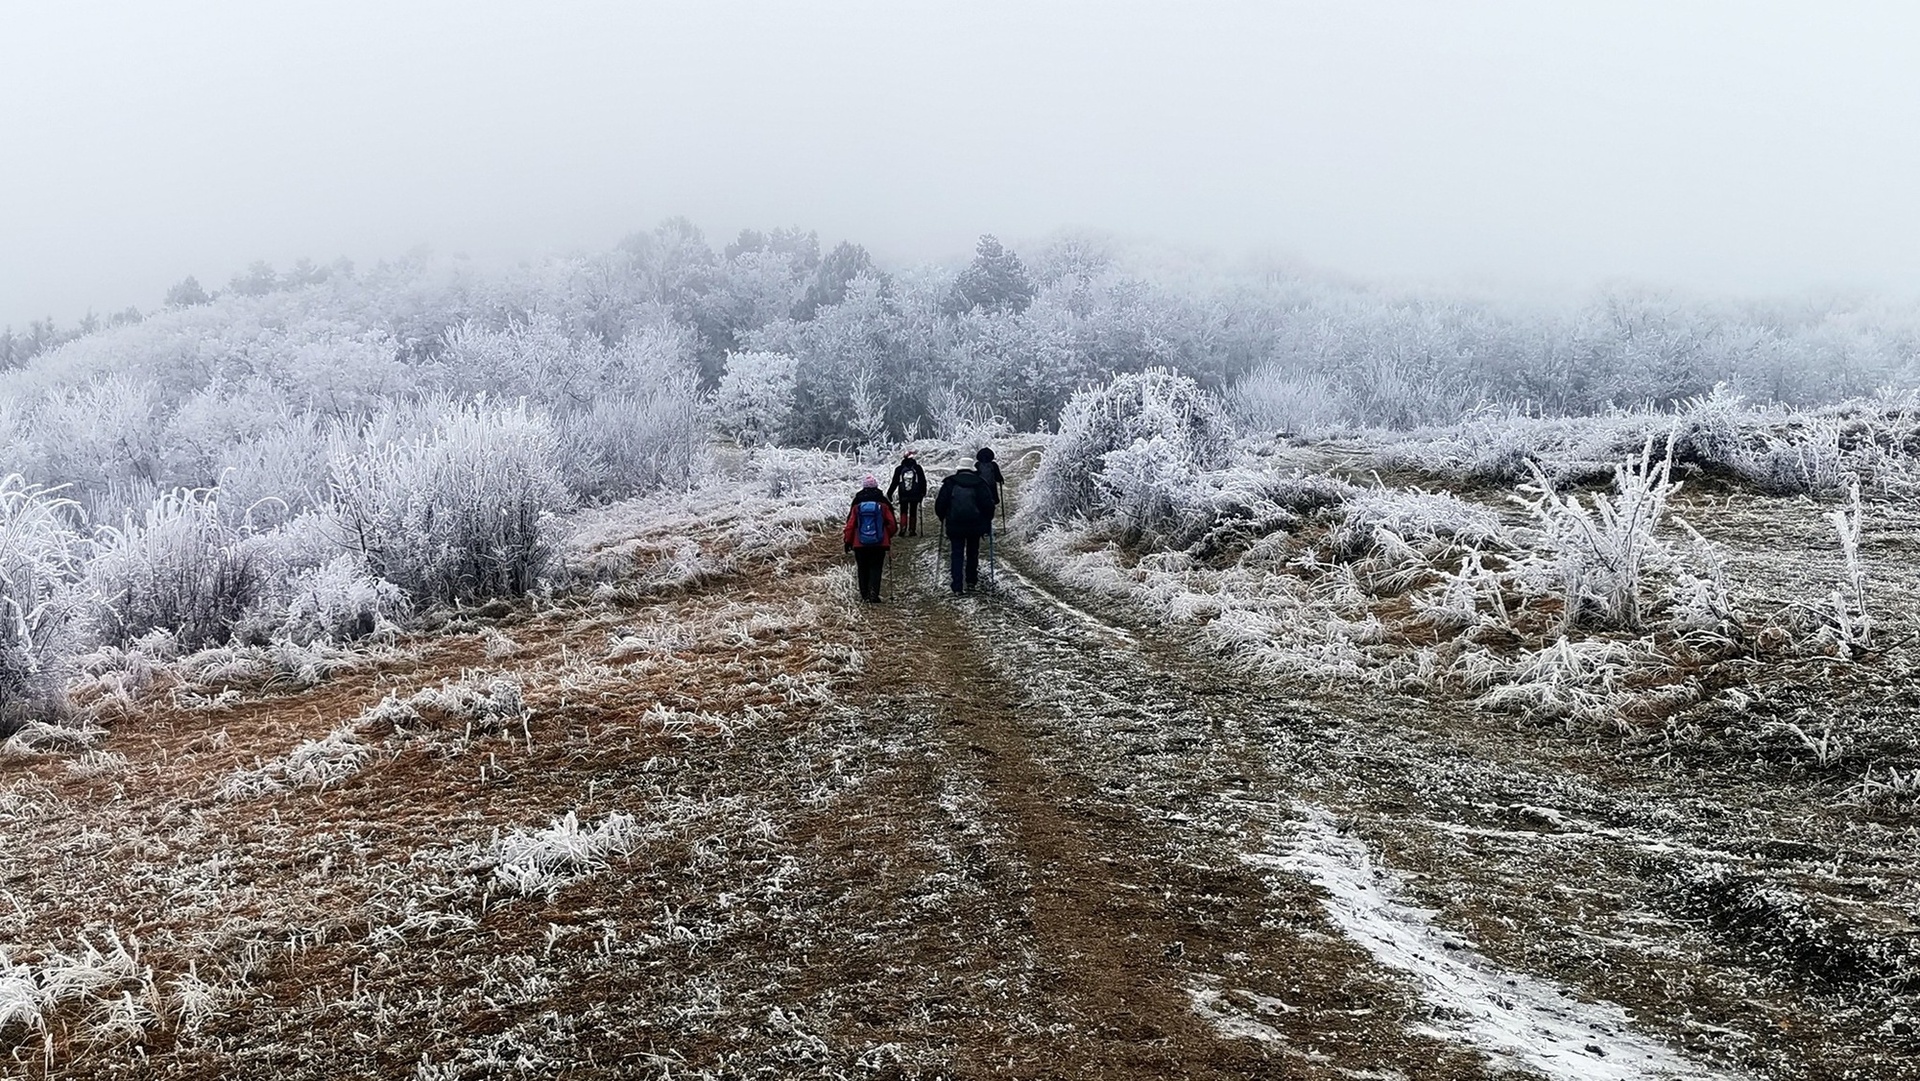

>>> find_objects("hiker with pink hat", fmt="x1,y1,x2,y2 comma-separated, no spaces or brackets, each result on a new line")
841,473,898,603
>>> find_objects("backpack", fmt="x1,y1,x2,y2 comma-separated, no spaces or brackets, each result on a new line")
903,463,925,498
855,500,886,546
945,475,988,533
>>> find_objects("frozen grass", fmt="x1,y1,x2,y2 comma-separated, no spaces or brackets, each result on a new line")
464,811,646,901
0,475,89,732
1023,397,1901,768
218,673,532,799
1355,389,1920,498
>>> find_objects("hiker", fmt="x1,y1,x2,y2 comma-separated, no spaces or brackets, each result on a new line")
887,450,928,537
974,447,1006,517
933,461,998,595
842,474,898,603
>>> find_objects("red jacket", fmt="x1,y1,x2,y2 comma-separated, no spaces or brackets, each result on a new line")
842,487,899,549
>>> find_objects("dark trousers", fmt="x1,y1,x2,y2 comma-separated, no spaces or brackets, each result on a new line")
854,546,887,601
900,498,922,536
948,535,981,593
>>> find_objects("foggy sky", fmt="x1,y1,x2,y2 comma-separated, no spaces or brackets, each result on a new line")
4,0,1919,328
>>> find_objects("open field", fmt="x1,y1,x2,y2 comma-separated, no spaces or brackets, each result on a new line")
3,440,1917,1079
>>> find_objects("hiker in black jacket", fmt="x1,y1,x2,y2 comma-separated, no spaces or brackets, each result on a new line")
933,465,998,595
886,450,928,537
974,447,1005,518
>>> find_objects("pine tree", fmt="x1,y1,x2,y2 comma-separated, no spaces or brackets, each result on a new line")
947,234,1034,315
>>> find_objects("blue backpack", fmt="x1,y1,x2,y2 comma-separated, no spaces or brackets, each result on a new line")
855,500,885,546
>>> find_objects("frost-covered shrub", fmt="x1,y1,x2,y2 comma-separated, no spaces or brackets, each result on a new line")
0,397,44,482
1095,434,1215,544
1741,416,1851,495
435,315,699,408
712,351,796,446
1663,386,1757,473
1022,368,1234,532
1230,367,1348,436
1330,487,1508,560
1189,471,1359,557
86,489,273,650
327,400,572,604
161,382,289,488
32,376,166,514
0,477,89,731
212,414,331,529
1516,441,1677,632
926,383,1013,452
280,554,408,644
555,380,707,500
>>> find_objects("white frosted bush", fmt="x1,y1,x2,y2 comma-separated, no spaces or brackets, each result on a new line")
436,315,699,408
926,383,1013,450
327,400,573,604
0,397,44,481
213,415,331,529
1095,433,1214,544
32,376,165,513
280,554,408,644
0,476,90,731
1515,440,1677,633
1230,367,1348,436
1023,368,1234,531
555,380,707,501
85,488,274,650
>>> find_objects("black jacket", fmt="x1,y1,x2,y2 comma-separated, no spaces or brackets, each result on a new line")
975,448,1005,496
934,469,997,539
888,459,927,503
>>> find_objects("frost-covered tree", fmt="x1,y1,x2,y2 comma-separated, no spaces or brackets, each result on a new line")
947,234,1035,315
797,241,879,321
164,276,212,308
712,351,797,446
228,261,280,298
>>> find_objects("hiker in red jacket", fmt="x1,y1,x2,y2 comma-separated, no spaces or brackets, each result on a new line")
842,474,899,603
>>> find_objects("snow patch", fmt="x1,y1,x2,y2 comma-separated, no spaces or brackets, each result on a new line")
1255,804,1733,1081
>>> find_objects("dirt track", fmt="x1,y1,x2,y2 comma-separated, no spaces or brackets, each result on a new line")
849,534,1496,1079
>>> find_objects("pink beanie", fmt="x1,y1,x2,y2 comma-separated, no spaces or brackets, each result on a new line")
862,474,879,488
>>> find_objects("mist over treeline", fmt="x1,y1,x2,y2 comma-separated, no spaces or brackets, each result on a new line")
3,214,1918,729
7,217,1920,471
